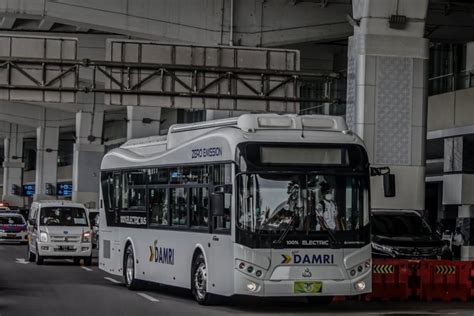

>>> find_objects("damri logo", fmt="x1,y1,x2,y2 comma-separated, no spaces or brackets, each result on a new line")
149,240,175,265
281,253,334,265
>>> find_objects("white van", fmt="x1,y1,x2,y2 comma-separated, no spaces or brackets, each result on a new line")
26,201,92,265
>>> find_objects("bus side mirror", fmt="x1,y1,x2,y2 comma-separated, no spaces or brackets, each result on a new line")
211,192,225,217
383,173,396,197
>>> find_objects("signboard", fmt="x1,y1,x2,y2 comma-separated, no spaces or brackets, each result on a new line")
22,184,35,197
57,182,73,197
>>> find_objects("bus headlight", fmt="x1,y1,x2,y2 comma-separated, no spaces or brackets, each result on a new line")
246,281,258,292
236,259,267,279
40,231,48,242
355,281,366,291
347,259,370,278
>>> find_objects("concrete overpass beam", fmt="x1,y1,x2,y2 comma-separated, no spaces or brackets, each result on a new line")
346,0,429,211
2,124,24,207
72,109,104,209
127,106,161,140
34,125,59,201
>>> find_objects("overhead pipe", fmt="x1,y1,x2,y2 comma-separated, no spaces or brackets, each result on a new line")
229,0,234,46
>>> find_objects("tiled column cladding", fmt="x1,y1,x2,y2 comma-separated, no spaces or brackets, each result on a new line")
346,0,429,210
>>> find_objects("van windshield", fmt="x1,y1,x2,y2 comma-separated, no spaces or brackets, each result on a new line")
40,207,88,226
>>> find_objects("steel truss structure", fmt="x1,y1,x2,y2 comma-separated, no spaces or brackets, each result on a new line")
0,57,341,105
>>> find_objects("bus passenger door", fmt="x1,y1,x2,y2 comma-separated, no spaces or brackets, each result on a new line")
207,188,233,295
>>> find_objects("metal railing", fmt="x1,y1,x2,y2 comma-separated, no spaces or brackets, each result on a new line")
428,69,474,96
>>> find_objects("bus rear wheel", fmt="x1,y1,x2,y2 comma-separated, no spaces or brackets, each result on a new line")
124,245,143,290
191,253,218,305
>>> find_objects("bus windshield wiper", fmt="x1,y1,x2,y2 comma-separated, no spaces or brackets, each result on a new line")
272,212,297,247
318,214,339,248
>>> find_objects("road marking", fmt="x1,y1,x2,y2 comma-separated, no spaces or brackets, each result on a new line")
104,277,121,284
81,266,93,272
15,258,29,264
137,292,160,303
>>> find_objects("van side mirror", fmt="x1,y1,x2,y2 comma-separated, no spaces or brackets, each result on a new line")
28,218,36,226
211,192,225,217
383,173,396,198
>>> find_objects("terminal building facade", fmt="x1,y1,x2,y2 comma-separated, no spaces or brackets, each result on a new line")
0,0,472,257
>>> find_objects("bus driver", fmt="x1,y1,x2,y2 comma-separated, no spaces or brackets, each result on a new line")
316,182,344,231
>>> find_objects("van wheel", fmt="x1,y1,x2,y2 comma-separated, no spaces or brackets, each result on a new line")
35,244,44,265
84,256,92,266
306,296,333,305
191,253,218,305
124,245,143,290
26,244,36,262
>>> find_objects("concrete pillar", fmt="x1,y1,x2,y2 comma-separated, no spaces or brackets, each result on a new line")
441,136,474,260
466,42,474,72
346,0,429,211
458,205,474,261
127,106,161,140
34,126,59,201
2,124,24,207
72,110,104,209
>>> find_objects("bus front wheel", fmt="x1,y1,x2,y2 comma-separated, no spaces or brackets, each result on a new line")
123,245,143,290
191,253,218,305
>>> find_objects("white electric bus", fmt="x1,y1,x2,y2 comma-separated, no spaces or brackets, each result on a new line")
99,114,372,305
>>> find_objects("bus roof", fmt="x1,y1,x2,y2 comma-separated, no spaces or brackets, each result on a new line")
102,114,365,170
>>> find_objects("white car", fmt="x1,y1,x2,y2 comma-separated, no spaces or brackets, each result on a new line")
0,213,28,243
26,201,93,265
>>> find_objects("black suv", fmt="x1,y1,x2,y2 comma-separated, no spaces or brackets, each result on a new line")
371,210,450,259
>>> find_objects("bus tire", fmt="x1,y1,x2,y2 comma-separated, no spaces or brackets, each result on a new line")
306,296,333,305
124,244,143,290
27,244,36,262
191,253,219,305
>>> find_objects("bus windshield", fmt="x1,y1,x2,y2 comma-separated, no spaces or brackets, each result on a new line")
237,173,366,234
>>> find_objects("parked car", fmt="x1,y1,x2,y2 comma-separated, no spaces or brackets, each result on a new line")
0,212,28,244
371,210,451,259
26,200,93,265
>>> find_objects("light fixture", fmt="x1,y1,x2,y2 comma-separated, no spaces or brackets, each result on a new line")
355,281,366,291
246,282,257,292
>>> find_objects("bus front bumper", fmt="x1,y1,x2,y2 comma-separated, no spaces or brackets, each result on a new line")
233,269,371,297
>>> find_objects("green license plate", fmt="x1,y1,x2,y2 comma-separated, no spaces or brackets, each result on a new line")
294,281,322,294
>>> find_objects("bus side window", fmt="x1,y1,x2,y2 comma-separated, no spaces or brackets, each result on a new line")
170,188,188,226
190,187,209,227
213,164,232,231
101,172,113,212
149,188,168,225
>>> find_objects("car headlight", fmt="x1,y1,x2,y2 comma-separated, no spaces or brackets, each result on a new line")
82,231,91,243
40,231,48,242
372,242,396,257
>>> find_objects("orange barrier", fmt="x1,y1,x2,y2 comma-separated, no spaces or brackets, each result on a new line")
364,259,418,301
416,260,471,302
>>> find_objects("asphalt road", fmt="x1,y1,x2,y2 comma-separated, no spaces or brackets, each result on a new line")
1,243,474,316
